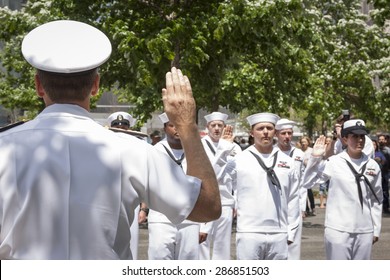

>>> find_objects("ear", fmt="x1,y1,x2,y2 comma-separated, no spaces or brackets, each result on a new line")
341,135,348,145
90,74,100,96
34,74,45,98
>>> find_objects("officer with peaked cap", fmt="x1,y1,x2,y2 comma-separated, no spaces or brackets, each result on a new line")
220,112,300,260
107,112,136,129
325,112,374,159
147,113,201,260
106,111,148,260
0,20,220,259
302,120,383,260
275,118,306,260
107,111,147,139
199,111,242,260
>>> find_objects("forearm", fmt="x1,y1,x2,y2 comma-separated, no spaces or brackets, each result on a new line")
301,156,324,189
179,124,221,222
162,67,221,222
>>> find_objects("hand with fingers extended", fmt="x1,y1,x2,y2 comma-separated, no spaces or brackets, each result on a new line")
162,67,196,132
222,125,234,143
162,67,221,223
312,135,326,158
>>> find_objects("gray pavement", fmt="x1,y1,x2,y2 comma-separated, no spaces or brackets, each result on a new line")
136,202,390,260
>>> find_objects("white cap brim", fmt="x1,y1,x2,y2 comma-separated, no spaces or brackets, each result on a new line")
22,20,112,73
247,113,280,126
204,112,228,123
275,118,296,130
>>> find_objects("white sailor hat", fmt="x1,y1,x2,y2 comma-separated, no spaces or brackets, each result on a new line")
107,112,136,128
159,113,169,124
247,113,280,126
341,119,368,137
22,20,112,74
204,112,228,123
275,118,296,130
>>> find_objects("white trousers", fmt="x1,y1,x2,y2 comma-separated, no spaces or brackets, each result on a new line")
199,206,233,260
148,222,200,260
288,215,302,260
236,232,288,260
130,205,140,260
325,227,373,260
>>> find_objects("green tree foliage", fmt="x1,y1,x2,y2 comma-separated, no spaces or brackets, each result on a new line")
368,0,390,27
0,0,389,133
304,0,390,134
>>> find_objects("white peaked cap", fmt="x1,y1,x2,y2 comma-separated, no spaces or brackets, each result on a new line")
159,113,169,124
107,112,136,127
341,119,368,137
22,20,112,73
275,118,296,130
204,112,228,123
246,113,280,126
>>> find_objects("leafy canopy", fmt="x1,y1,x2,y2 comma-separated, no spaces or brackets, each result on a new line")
0,0,389,133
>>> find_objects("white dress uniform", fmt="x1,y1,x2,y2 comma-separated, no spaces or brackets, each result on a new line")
147,139,200,260
0,104,201,259
199,135,241,260
302,150,383,259
224,145,300,260
107,112,142,259
276,146,305,259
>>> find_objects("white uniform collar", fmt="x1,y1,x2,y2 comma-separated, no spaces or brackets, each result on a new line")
38,104,92,119
247,145,278,158
273,144,294,155
339,149,368,164
203,135,218,145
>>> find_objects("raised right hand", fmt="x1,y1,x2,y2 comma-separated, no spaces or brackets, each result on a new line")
312,135,326,157
162,67,196,131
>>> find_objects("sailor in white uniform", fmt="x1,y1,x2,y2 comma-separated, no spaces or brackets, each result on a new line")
274,118,306,259
302,119,383,259
107,111,148,260
223,113,300,260
0,20,220,259
199,112,242,260
147,113,200,259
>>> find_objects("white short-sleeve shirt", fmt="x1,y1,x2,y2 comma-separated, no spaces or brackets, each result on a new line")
0,104,201,259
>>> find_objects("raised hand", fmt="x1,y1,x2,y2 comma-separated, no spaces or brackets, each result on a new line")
162,67,221,223
222,125,234,143
312,135,326,157
162,67,196,131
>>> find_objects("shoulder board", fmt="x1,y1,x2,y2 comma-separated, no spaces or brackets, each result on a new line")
0,121,25,133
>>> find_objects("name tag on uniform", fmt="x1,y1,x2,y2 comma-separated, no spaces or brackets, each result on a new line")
277,161,291,169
